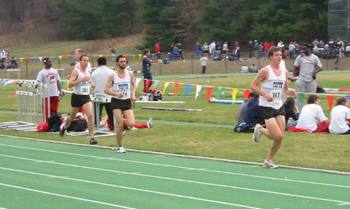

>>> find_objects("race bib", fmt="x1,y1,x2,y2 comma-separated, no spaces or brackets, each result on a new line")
271,90,282,98
112,82,130,99
79,86,90,95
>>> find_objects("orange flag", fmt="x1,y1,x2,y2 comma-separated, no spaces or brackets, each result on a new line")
327,95,334,110
243,89,251,101
174,82,181,96
205,86,213,102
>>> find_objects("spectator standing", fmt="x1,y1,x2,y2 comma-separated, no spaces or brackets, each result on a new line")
294,45,322,94
222,41,229,59
154,42,161,61
142,49,153,93
233,41,241,63
36,57,62,122
110,48,117,62
209,41,216,58
199,53,209,74
248,40,254,59
0,49,7,69
202,42,209,54
288,41,296,59
194,42,202,57
178,43,184,61
253,40,261,58
91,56,115,128
329,97,350,134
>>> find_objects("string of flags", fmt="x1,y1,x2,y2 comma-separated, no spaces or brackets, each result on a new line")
11,53,146,63
1,78,349,112
140,78,350,110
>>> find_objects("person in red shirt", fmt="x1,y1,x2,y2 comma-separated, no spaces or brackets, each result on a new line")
154,43,161,61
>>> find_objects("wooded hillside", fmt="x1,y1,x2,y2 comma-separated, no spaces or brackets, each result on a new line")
0,0,328,48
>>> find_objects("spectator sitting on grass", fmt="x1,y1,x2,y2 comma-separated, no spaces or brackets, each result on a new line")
284,97,299,129
295,94,329,133
249,63,258,73
329,97,350,134
241,65,249,73
234,92,260,133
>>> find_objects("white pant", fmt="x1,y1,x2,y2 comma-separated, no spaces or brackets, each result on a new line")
296,79,317,93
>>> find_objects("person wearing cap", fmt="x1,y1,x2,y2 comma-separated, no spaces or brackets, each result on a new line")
36,57,62,122
294,44,322,94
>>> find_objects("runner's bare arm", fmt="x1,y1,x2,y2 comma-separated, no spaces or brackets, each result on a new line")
130,72,136,101
68,69,90,88
250,69,272,101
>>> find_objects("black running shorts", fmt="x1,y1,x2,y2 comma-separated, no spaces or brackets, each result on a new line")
71,93,91,108
110,98,132,111
260,106,285,120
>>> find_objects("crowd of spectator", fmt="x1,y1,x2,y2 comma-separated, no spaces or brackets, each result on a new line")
0,48,18,69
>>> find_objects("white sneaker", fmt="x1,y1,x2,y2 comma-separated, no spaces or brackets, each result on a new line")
252,124,262,143
147,117,153,128
115,146,126,153
59,123,66,137
129,127,138,131
263,160,279,169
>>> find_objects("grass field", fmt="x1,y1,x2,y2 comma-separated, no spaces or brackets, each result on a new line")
1,70,350,172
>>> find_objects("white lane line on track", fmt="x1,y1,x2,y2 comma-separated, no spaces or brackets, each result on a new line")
0,167,262,209
0,182,135,209
2,134,350,176
1,154,349,205
3,134,350,175
0,143,349,189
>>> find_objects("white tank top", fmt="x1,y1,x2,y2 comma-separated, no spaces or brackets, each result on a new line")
72,70,91,95
112,71,131,100
259,65,286,109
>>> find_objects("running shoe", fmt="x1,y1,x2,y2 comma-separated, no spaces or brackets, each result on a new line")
252,123,262,143
59,123,66,137
147,117,153,128
263,160,279,169
115,146,126,153
89,138,98,145
129,127,138,131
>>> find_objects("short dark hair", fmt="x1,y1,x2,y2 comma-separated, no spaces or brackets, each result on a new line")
268,46,282,58
79,54,89,61
116,55,126,62
144,49,150,55
336,97,348,106
42,57,51,64
307,94,319,104
97,57,107,66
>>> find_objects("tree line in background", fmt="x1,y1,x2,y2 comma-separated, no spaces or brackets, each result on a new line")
0,0,328,49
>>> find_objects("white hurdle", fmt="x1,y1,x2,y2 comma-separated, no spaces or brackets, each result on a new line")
16,80,48,124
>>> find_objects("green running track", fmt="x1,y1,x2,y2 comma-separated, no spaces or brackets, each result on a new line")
0,135,349,209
